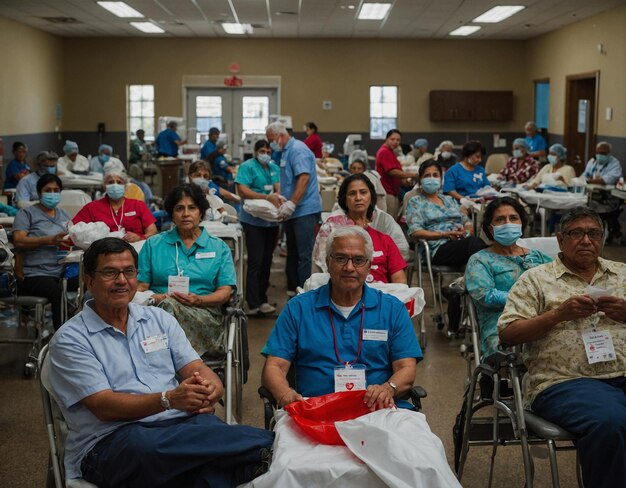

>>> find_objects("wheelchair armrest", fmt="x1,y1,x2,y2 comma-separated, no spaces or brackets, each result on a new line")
400,385,427,411
258,386,278,430
483,350,518,367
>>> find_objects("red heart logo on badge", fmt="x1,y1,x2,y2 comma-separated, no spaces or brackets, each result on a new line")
346,382,354,390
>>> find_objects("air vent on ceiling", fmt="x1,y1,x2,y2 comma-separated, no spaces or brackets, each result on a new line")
276,11,298,16
41,17,81,24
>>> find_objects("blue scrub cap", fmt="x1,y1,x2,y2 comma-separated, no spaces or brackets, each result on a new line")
414,138,428,148
513,138,529,149
63,140,79,154
549,143,567,160
98,144,113,154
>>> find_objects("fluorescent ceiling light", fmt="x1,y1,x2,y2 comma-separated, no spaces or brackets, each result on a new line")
473,5,525,23
222,23,253,34
130,21,164,33
449,25,482,36
357,3,392,20
97,1,144,18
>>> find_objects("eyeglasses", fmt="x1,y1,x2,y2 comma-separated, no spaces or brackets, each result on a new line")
329,254,370,268
562,229,603,241
95,267,138,280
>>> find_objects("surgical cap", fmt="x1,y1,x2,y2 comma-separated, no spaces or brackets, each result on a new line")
98,144,113,154
549,143,567,160
63,140,79,154
513,138,529,150
103,164,129,184
414,138,428,148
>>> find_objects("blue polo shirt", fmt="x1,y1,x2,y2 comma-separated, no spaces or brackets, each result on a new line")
525,133,547,154
279,138,322,219
4,158,31,190
262,283,422,401
200,139,217,160
138,227,236,295
235,157,280,227
47,302,199,478
443,162,488,197
156,128,181,157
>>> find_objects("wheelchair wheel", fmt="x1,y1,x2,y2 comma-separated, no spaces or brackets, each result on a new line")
433,314,445,330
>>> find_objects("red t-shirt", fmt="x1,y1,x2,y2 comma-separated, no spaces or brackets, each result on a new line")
72,196,156,238
304,133,323,158
366,226,407,283
375,145,402,196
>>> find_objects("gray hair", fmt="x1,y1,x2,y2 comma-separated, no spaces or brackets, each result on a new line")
103,167,129,185
266,121,288,137
436,140,454,152
560,207,603,233
525,121,537,130
596,141,612,152
36,151,59,165
325,226,374,262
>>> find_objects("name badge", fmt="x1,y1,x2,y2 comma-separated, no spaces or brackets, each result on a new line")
141,333,169,354
280,159,286,168
124,211,137,217
363,329,388,341
334,364,366,392
264,185,273,191
582,330,616,364
196,251,216,259
372,250,384,258
168,275,190,295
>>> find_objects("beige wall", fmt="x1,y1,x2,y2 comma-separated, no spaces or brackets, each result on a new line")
61,37,530,134
527,4,626,137
0,16,63,135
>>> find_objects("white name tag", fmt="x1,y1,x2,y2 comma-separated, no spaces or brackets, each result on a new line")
582,330,616,364
168,275,189,295
141,333,169,353
334,364,366,392
264,185,273,191
280,159,286,168
196,251,216,259
372,250,384,258
363,329,388,341
124,211,137,217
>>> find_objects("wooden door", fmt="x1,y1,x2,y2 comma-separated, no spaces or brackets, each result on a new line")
564,73,598,175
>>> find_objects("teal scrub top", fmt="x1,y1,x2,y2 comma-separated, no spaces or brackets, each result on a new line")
138,227,236,295
235,157,280,227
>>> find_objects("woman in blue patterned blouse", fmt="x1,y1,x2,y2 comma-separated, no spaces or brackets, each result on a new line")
465,197,552,358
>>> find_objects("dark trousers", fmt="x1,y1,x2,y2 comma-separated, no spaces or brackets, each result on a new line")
432,237,486,330
242,223,279,309
283,213,320,292
18,275,78,330
81,414,275,488
532,377,626,488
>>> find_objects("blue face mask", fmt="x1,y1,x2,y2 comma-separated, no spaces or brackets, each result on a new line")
595,154,609,165
46,166,57,175
547,155,559,166
269,141,281,152
40,192,61,209
257,153,271,165
492,223,522,246
105,183,125,200
420,177,441,194
513,149,524,159
99,154,111,164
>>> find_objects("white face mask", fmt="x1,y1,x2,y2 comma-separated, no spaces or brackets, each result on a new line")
441,151,452,159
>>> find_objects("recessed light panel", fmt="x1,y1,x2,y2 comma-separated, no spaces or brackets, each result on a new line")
97,2,144,18
222,23,253,34
357,3,392,20
473,5,525,23
130,21,164,33
449,25,482,36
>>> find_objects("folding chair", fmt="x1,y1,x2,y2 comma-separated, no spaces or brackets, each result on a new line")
39,345,98,488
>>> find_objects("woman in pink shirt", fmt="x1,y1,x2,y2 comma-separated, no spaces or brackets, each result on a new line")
303,121,323,158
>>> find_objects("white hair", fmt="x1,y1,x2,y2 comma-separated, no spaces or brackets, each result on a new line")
596,140,612,152
436,140,454,152
103,167,129,185
325,226,374,262
266,121,288,137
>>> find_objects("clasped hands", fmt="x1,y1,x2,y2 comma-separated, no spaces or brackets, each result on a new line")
168,372,223,414
555,294,626,323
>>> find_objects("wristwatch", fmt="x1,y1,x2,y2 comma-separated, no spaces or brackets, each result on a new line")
160,391,171,410
386,381,398,394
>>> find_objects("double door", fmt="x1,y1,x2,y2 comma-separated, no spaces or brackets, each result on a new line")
186,88,277,161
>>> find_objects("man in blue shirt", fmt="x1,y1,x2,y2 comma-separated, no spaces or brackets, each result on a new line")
200,127,220,160
156,120,187,157
583,141,624,241
266,121,322,294
524,121,548,159
46,238,273,487
3,141,31,190
15,151,58,205
262,226,422,410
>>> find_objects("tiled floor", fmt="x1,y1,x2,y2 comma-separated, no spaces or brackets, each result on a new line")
0,243,624,487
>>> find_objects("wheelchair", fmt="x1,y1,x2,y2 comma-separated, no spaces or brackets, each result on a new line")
454,295,583,488
201,294,249,425
258,369,428,431
39,345,98,488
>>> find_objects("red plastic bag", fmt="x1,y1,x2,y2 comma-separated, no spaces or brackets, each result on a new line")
284,390,371,446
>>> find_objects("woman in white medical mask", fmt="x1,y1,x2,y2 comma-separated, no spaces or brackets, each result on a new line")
13,173,76,330
406,159,486,332
465,197,552,359
72,168,157,243
525,143,576,190
235,140,282,315
188,160,240,208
